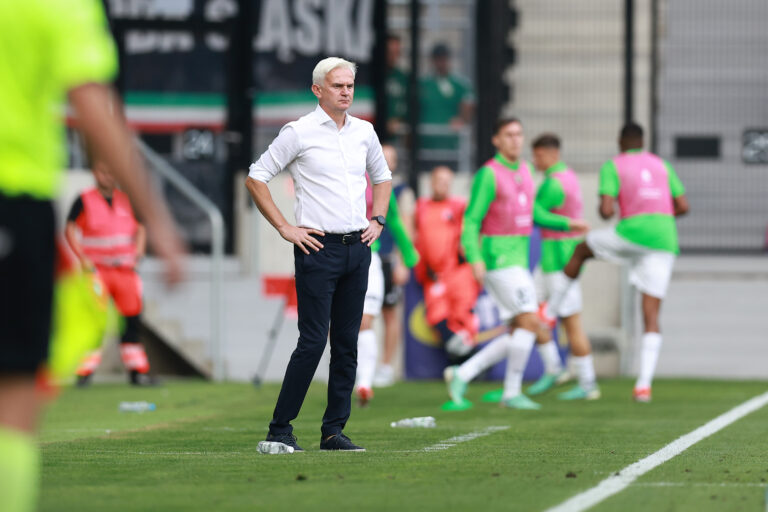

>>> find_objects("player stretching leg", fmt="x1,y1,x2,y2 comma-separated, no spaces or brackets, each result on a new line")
443,118,568,410
547,123,688,402
527,134,597,400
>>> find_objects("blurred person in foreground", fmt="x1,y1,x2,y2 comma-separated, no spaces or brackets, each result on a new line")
443,118,567,411
546,123,689,403
65,162,155,387
354,146,419,407
413,166,480,364
528,133,597,401
0,0,184,510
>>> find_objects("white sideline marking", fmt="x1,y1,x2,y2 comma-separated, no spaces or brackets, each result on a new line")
393,425,510,453
545,390,768,512
634,482,767,488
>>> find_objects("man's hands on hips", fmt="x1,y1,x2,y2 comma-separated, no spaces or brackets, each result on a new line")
361,221,384,246
279,225,325,254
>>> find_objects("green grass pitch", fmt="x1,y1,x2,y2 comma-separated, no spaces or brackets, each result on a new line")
39,378,768,511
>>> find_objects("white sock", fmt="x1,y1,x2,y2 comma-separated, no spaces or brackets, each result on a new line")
635,332,662,390
356,329,377,390
537,340,563,375
457,334,511,382
571,354,596,390
546,276,576,319
502,328,537,400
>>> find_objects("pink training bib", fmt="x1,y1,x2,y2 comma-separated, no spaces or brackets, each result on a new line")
480,158,534,236
540,167,583,240
614,151,674,219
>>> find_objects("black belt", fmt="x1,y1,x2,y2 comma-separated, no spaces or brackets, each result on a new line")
319,231,363,245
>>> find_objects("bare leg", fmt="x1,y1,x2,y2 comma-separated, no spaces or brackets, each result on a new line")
560,314,598,393
0,376,40,434
563,242,595,280
641,294,661,334
561,314,590,357
380,304,400,366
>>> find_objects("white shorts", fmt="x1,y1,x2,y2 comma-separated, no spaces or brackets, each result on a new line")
534,269,583,318
363,251,385,316
484,266,538,322
586,228,675,299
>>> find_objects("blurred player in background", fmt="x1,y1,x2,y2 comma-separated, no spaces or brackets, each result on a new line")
443,118,567,410
65,162,154,386
547,122,689,402
355,148,419,407
0,1,183,510
373,144,416,388
528,134,597,401
413,165,480,363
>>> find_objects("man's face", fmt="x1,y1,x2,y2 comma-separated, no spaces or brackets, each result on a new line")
532,147,559,171
93,162,116,192
432,55,450,76
387,38,401,68
312,67,355,113
492,122,524,162
430,166,453,201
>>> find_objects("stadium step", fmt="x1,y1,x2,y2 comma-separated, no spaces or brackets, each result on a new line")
138,257,306,382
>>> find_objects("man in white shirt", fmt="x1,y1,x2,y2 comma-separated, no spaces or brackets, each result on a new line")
246,57,392,453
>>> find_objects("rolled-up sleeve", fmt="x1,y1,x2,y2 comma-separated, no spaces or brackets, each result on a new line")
365,128,392,184
248,125,301,183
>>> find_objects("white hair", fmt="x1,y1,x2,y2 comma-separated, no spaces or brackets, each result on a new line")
312,57,357,86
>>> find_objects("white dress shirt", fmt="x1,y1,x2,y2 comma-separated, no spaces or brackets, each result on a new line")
248,105,392,234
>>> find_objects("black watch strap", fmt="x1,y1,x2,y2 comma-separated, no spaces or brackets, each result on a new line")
372,215,386,226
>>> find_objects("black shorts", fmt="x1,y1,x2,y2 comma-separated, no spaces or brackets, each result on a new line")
0,193,55,373
380,255,403,307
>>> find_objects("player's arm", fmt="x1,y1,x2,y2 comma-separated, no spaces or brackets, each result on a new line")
362,129,393,246
386,192,419,268
461,166,495,284
135,224,147,260
68,84,184,284
64,222,93,272
63,197,93,271
533,178,587,232
665,161,689,217
598,160,620,220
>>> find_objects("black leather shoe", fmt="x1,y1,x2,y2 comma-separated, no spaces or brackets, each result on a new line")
265,433,304,452
320,433,365,452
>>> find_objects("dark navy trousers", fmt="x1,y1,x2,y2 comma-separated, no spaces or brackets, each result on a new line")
269,234,370,438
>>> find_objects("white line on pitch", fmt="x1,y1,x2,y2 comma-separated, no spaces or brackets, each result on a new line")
395,425,510,453
633,482,767,488
544,390,768,512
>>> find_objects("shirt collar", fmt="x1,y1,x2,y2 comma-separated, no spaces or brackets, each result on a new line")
313,104,351,128
624,148,644,154
544,161,568,177
494,153,520,171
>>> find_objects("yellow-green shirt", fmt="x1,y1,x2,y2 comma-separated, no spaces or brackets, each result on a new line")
0,0,117,199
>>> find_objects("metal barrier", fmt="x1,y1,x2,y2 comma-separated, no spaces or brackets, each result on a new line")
136,138,227,381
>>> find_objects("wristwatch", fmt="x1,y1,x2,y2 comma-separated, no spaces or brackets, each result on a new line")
372,215,386,226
